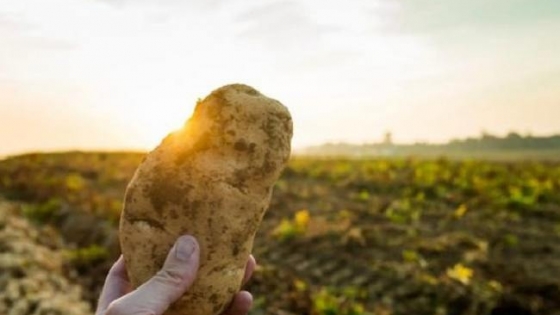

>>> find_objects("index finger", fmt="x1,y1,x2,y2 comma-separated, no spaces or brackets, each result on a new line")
96,256,131,315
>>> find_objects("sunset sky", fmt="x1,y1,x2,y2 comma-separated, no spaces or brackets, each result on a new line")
1,0,559,156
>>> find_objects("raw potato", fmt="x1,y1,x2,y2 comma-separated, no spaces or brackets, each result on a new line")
119,84,293,315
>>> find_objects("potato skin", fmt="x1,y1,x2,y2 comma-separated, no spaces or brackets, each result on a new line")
119,84,293,315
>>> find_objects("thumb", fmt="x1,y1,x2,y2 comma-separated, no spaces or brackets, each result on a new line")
105,235,200,315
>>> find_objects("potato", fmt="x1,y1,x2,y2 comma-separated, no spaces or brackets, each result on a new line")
119,84,293,315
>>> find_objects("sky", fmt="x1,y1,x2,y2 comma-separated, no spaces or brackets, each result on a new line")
1,0,559,156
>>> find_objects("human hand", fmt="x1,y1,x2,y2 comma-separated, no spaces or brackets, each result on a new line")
95,235,256,315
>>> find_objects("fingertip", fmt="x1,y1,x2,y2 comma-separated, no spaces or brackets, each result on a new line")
224,291,253,315
108,255,127,280
113,255,124,267
177,234,199,247
157,235,200,289
242,255,256,286
238,291,253,304
174,235,199,262
249,255,256,267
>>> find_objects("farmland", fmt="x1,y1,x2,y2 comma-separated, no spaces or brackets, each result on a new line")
1,152,560,315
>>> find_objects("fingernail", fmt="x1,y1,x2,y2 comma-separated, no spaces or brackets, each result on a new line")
175,236,196,261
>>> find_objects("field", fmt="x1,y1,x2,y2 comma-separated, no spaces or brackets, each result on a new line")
1,152,560,315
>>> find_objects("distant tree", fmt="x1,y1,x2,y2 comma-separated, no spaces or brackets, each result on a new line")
481,130,498,140
507,132,522,139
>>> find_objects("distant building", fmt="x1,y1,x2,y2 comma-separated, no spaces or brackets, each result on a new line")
383,132,393,146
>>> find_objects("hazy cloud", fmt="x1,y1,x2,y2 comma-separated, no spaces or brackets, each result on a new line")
95,0,224,11
391,0,560,33
0,16,75,51
235,1,335,47
230,0,421,79
0,13,34,31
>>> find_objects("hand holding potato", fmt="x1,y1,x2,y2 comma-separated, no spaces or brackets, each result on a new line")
96,235,256,315
119,84,292,315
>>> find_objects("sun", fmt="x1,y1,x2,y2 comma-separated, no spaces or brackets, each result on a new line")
120,98,194,150
139,112,189,149
102,80,205,152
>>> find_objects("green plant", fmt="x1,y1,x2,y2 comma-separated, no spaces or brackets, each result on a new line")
272,210,310,241
65,245,109,266
22,198,61,223
311,287,369,315
385,199,421,224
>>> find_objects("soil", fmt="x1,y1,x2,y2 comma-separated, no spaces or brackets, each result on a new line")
1,152,560,315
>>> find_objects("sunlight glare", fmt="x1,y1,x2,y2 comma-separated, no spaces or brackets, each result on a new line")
106,89,196,150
